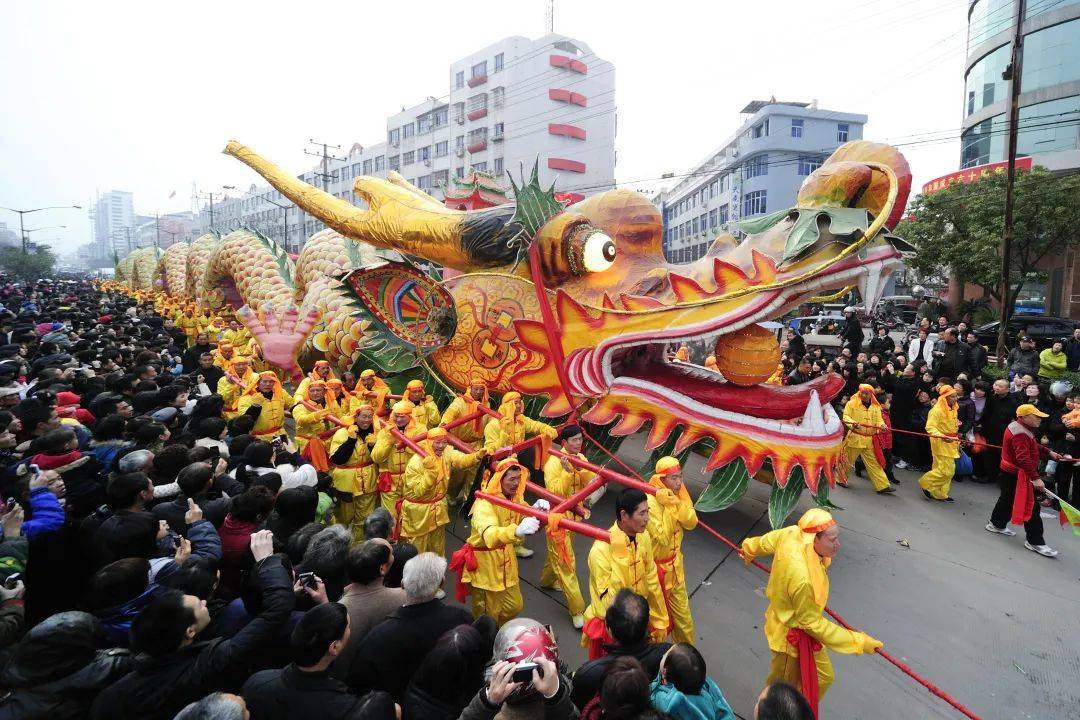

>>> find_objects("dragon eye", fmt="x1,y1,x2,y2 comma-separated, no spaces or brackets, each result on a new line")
582,232,616,272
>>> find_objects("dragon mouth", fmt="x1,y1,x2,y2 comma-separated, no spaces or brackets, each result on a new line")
572,245,901,484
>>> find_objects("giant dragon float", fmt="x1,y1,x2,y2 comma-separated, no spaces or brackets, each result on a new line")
112,139,912,526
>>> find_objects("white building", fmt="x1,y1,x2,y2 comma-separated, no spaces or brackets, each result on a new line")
658,100,867,263
0,223,18,249
199,33,616,252
92,190,136,260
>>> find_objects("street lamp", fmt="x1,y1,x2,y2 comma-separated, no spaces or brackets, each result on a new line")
0,204,81,254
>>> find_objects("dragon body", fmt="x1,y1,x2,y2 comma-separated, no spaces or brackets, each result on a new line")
114,139,912,523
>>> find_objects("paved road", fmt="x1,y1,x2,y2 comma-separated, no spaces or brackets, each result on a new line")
441,433,1080,719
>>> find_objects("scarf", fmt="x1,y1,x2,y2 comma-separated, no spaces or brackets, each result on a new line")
796,508,835,608
498,391,524,439
932,385,958,423
31,450,82,471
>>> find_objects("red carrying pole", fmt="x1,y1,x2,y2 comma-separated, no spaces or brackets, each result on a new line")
549,448,657,496
491,435,543,461
474,491,609,542
389,427,427,457
524,480,590,518
550,473,608,514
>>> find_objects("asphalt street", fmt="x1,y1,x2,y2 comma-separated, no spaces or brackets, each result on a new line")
442,434,1080,720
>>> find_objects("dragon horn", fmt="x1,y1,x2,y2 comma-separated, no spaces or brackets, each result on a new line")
223,140,477,270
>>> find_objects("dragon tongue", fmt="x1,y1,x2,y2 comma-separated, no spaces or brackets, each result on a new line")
800,390,825,434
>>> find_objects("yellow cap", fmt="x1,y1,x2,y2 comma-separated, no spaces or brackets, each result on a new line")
406,379,425,391
654,456,681,475
392,400,415,415
1016,403,1049,418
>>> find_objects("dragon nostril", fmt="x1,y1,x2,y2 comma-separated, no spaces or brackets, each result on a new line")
627,270,670,297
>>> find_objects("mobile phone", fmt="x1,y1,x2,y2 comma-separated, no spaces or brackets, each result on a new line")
4,573,22,589
512,662,539,684
297,571,318,589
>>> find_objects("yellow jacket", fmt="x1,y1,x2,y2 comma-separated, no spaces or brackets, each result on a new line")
741,526,875,657
178,316,199,339
212,349,238,369
221,328,252,352
463,495,525,592
328,425,378,496
401,447,484,538
410,397,442,432
841,397,884,450
585,526,669,640
441,395,491,445
926,404,960,459
292,399,342,442
371,426,417,486
237,388,293,436
543,453,595,500
646,485,697,586
484,415,557,451
217,370,256,414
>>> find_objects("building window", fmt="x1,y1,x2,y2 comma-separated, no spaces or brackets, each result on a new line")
433,169,449,187
472,61,487,78
403,151,415,165
468,93,488,113
743,190,767,216
797,156,822,176
495,53,504,72
965,43,1010,117
494,157,504,173
744,154,769,179
692,217,699,234
709,209,718,228
455,135,464,150
791,118,804,138
455,71,464,89
837,123,849,142
389,155,400,171
700,188,707,204
752,119,769,138
435,141,448,157
402,123,415,139
363,159,373,174
453,102,465,123
416,175,432,191
374,155,385,171
421,146,433,162
473,161,487,172
351,163,361,175
388,128,400,144
1022,19,1080,92
494,122,504,137
710,180,718,198
455,167,464,178
492,86,505,107
718,204,729,226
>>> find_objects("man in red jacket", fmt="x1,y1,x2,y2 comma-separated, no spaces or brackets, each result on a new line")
986,403,1059,558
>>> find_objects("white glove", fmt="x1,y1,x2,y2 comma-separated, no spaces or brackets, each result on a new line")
532,499,550,512
515,516,541,537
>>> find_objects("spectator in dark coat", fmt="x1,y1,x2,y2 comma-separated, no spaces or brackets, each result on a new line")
1007,336,1039,379
571,589,672,709
868,326,895,357
1066,327,1080,371
346,552,472,702
89,531,292,720
932,328,971,380
965,332,988,378
153,462,230,533
839,308,863,352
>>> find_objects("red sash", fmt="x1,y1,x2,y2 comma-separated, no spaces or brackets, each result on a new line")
787,628,823,719
582,617,613,661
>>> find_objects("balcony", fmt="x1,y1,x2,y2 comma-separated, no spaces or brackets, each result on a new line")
548,157,586,173
548,123,586,140
549,55,588,74
467,140,488,154
548,88,587,107
467,108,488,121
467,73,488,88
492,132,504,142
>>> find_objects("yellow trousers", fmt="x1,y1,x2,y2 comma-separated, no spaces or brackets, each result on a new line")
843,443,891,491
768,649,834,699
919,454,955,500
659,572,695,644
334,493,377,545
472,585,523,626
380,490,401,528
540,536,586,617
409,527,446,557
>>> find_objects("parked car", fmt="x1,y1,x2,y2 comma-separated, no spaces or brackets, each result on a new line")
973,316,1080,350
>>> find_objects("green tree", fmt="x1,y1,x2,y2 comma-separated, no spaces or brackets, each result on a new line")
896,167,1080,316
0,245,57,281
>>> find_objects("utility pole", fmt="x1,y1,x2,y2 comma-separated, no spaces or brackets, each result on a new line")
546,0,554,33
304,139,345,192
264,197,293,252
996,0,1026,362
0,205,81,254
155,213,161,248
198,191,225,231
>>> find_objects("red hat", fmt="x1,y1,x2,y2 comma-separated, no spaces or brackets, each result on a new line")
56,391,81,407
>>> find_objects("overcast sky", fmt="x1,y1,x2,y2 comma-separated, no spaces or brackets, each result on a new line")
0,0,971,254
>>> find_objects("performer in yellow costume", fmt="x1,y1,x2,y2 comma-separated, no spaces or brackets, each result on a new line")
401,427,487,556
483,391,558,452
582,487,669,658
439,375,492,500
405,379,441,431
741,509,882,712
221,318,252,353
292,380,345,470
358,369,391,417
237,371,293,439
451,458,540,625
218,355,256,420
326,378,357,415
540,424,594,629
197,311,218,340
212,341,238,370
919,385,960,502
840,384,895,493
371,400,421,531
328,403,380,543
178,309,199,346
296,359,336,399
646,456,698,644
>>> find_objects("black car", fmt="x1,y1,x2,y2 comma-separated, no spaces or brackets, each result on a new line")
974,316,1080,350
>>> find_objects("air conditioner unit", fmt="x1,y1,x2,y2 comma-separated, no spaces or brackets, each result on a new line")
456,148,465,158
424,159,432,167
456,117,465,125
392,141,399,148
